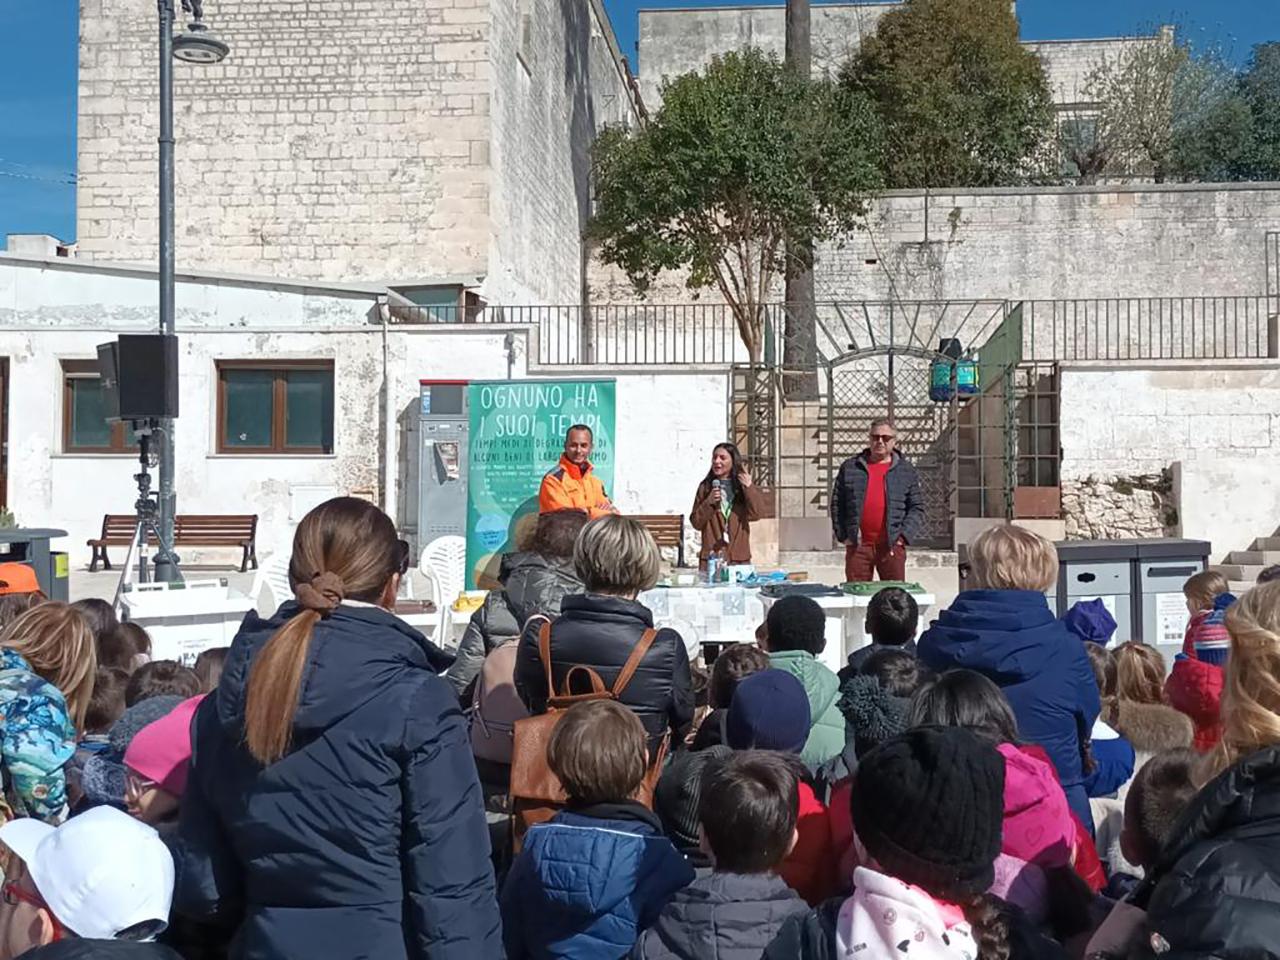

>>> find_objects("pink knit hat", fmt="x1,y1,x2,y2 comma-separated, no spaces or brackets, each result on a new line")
123,695,205,797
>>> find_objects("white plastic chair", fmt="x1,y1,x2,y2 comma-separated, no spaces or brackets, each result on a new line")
419,535,467,643
251,554,293,617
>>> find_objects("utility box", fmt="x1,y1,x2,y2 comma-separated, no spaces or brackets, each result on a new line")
403,381,470,557
0,528,70,602
1053,539,1210,654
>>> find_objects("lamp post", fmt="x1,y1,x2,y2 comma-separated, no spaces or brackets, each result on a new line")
153,0,228,582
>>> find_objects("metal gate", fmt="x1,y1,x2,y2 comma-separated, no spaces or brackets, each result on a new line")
730,301,1024,548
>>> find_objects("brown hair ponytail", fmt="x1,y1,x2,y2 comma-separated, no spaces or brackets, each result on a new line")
959,893,1011,960
244,497,400,764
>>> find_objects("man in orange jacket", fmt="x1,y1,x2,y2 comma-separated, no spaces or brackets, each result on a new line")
539,424,618,519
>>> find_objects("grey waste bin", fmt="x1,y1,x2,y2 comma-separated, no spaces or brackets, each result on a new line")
1136,539,1210,656
1053,539,1210,652
1054,541,1136,644
0,529,70,602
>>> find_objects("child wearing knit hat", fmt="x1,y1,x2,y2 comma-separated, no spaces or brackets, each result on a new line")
724,670,837,907
1166,592,1235,752
764,727,1066,960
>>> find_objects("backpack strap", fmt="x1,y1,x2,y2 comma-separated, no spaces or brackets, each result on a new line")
537,619,556,699
610,628,658,698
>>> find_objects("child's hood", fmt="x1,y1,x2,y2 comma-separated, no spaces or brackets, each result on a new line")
837,866,979,959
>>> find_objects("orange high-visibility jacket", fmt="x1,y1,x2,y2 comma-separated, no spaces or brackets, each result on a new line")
538,456,613,519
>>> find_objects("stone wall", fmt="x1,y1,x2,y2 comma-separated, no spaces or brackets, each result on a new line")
487,0,639,303
78,0,492,284
1059,362,1280,559
637,3,1163,110
78,0,638,304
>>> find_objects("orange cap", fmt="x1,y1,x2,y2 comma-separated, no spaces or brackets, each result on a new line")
0,564,39,596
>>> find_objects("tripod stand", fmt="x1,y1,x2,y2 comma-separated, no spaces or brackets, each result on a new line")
116,420,183,590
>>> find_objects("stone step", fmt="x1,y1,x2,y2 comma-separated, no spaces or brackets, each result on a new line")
1229,581,1255,595
1226,550,1280,566
1212,563,1264,582
779,549,958,569
1250,537,1280,552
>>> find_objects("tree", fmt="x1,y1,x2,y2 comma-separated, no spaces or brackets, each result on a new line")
589,49,882,363
840,0,1054,189
1241,43,1280,180
1085,31,1254,183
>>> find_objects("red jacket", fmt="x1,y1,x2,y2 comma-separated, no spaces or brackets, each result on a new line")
1166,655,1225,752
778,781,838,907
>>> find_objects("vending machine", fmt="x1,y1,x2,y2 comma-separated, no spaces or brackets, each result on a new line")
402,380,470,556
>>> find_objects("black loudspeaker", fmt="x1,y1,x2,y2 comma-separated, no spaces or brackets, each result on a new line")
96,335,179,421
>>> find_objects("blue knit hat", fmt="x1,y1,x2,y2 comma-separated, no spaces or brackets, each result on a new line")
1062,599,1117,645
82,696,184,808
1194,593,1237,666
726,669,811,754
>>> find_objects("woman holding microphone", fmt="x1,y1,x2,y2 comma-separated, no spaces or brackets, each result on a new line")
690,442,768,569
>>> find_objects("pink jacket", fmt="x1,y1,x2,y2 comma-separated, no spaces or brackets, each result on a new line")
996,742,1076,868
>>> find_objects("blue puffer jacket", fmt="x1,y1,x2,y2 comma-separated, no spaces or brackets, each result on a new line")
174,602,502,960
917,590,1100,829
502,803,694,960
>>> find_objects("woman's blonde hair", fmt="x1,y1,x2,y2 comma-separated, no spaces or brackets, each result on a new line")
966,525,1059,592
1201,581,1280,783
1113,642,1167,706
244,497,400,765
0,602,97,732
573,514,661,596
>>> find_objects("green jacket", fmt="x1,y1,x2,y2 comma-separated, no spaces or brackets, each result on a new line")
768,649,845,767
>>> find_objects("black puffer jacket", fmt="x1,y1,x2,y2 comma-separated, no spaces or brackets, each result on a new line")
830,450,924,546
174,603,502,960
17,943,183,959
514,594,695,750
1132,744,1280,959
448,551,582,697
631,871,808,960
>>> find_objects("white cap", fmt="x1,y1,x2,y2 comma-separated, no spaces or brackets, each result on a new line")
0,807,174,940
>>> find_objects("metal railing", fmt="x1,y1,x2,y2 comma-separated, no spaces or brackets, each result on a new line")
393,296,1278,368
1022,297,1275,361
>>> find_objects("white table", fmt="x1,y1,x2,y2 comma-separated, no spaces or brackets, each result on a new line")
638,585,766,663
758,591,935,674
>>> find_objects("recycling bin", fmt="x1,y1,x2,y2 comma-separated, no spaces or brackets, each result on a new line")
1054,542,1135,645
1052,539,1210,654
0,528,70,601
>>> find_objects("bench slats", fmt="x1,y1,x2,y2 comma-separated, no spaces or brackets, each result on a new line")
631,514,686,567
88,512,259,573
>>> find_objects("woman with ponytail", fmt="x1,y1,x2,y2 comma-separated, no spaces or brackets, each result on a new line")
765,726,1065,959
1129,581,1280,958
175,498,501,959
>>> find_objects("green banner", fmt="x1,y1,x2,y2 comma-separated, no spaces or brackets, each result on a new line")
466,379,616,589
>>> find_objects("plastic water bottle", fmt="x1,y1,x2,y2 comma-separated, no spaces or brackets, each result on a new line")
706,554,719,585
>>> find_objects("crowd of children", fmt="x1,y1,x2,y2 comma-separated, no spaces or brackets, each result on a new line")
0,506,1278,959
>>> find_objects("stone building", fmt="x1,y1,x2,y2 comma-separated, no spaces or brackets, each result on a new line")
78,0,641,303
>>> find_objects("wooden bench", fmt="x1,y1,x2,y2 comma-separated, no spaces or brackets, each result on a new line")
88,513,259,572
633,514,687,568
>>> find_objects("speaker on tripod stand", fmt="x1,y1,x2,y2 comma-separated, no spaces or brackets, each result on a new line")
97,335,181,584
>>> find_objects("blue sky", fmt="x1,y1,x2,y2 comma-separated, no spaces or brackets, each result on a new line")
1,1,1277,244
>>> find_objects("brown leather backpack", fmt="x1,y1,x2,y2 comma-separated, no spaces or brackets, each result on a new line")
508,618,668,853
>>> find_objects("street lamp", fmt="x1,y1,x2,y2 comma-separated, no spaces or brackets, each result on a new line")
153,0,228,582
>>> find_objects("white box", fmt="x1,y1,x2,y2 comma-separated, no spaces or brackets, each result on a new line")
120,579,255,666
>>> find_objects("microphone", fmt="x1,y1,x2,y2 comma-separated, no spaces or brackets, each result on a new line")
711,479,722,497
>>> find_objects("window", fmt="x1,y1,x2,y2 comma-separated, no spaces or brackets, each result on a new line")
62,361,135,454
216,361,334,454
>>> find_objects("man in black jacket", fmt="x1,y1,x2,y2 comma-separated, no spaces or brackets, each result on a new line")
830,419,925,583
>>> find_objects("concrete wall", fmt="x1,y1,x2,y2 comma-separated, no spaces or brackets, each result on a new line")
1059,361,1280,558
0,255,725,566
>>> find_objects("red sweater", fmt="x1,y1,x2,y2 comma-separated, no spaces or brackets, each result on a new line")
778,781,838,906
1166,656,1225,752
859,460,892,546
